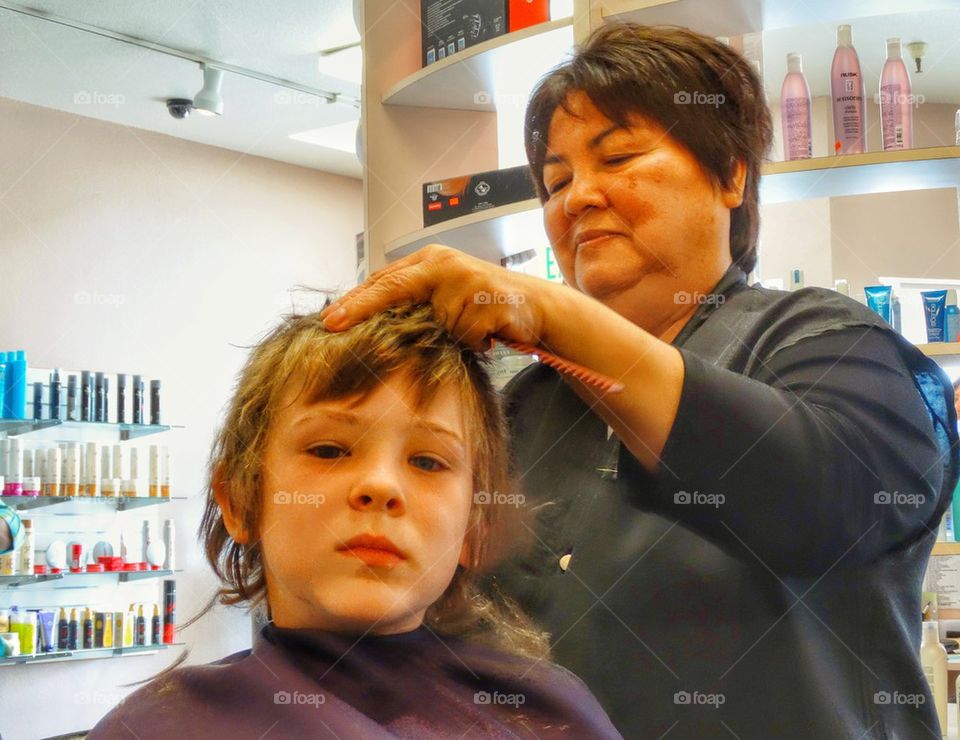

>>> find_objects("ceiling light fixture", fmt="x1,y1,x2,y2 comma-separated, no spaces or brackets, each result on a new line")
193,64,224,116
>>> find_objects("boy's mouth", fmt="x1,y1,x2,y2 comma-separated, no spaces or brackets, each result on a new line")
338,534,406,568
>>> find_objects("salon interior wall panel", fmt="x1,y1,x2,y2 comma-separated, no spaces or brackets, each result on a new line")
362,0,499,272
829,187,960,304
0,96,361,740
757,198,833,289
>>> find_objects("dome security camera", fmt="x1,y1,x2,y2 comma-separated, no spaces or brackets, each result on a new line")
166,98,193,119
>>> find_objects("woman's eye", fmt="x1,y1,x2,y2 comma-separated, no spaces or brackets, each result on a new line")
605,154,634,165
410,455,447,472
546,180,568,196
309,445,347,460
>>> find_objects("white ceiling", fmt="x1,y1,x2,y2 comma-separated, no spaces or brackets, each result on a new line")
0,0,363,177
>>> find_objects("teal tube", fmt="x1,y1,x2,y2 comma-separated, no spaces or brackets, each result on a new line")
922,290,948,343
864,285,892,324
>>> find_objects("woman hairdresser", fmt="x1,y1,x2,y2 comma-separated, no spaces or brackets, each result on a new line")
322,24,959,739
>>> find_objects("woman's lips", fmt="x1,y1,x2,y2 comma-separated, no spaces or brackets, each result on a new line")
575,230,621,250
337,534,406,569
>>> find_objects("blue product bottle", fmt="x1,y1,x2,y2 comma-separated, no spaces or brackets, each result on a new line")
947,290,960,342
952,475,960,542
6,350,27,420
0,352,6,418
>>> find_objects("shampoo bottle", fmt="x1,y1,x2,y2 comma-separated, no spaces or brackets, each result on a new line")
920,620,947,736
781,53,812,160
946,289,959,342
831,25,866,155
880,38,913,151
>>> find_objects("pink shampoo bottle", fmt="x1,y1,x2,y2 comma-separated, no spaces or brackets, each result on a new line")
781,52,812,160
831,25,866,155
879,37,913,150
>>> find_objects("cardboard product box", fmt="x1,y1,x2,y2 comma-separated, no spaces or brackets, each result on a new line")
508,0,550,32
421,0,507,66
423,165,536,226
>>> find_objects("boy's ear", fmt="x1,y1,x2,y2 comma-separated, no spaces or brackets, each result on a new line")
212,467,251,545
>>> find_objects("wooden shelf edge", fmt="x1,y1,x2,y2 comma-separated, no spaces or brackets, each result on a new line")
932,542,960,555
385,198,542,256
917,343,960,358
762,146,960,177
382,17,574,107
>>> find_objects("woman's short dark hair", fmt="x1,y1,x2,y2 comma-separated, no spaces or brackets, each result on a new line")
525,23,773,275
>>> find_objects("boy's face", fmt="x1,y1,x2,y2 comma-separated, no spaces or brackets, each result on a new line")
256,371,475,634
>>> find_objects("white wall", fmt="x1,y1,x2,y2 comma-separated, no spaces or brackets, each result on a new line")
0,98,361,739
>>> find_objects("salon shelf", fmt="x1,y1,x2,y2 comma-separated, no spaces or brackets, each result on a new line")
0,640,184,666
382,18,573,110
0,573,64,587
759,147,960,205
0,569,180,590
933,542,960,556
0,418,182,441
0,494,185,512
916,343,960,358
385,198,545,262
598,0,958,36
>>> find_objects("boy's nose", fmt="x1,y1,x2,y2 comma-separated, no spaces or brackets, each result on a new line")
348,477,406,516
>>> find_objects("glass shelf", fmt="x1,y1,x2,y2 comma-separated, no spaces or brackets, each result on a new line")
0,418,181,441
0,569,178,588
0,494,185,512
0,641,184,666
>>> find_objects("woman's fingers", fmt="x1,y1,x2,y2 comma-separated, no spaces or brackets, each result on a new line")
322,244,454,330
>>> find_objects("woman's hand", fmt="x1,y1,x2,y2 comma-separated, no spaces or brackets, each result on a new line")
321,244,562,351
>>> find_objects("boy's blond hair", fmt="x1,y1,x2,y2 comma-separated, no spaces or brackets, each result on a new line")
199,303,549,658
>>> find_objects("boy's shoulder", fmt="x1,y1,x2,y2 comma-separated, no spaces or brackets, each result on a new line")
87,647,259,738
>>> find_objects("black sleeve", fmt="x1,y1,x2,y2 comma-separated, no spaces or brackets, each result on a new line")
621,326,948,576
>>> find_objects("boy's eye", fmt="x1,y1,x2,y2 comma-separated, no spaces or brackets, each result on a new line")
605,154,635,165
309,445,347,460
410,455,447,473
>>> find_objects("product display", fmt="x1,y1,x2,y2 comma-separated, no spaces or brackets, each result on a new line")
880,37,913,151
420,0,507,66
423,165,536,226
780,52,812,160
0,438,171,499
920,620,948,736
830,25,866,155
864,285,893,324
1,351,28,420
922,289,948,342
507,0,549,32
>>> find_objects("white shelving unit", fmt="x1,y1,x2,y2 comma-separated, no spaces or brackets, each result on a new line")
383,18,574,111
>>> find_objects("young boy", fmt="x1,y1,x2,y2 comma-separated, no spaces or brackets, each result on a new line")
89,304,621,739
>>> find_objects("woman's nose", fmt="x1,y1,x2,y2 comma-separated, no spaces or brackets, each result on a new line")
563,172,607,217
348,473,406,516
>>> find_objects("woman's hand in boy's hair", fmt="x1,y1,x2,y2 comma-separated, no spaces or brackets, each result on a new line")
321,243,574,352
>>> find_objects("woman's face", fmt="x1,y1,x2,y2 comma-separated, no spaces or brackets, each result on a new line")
254,371,475,635
541,91,744,338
